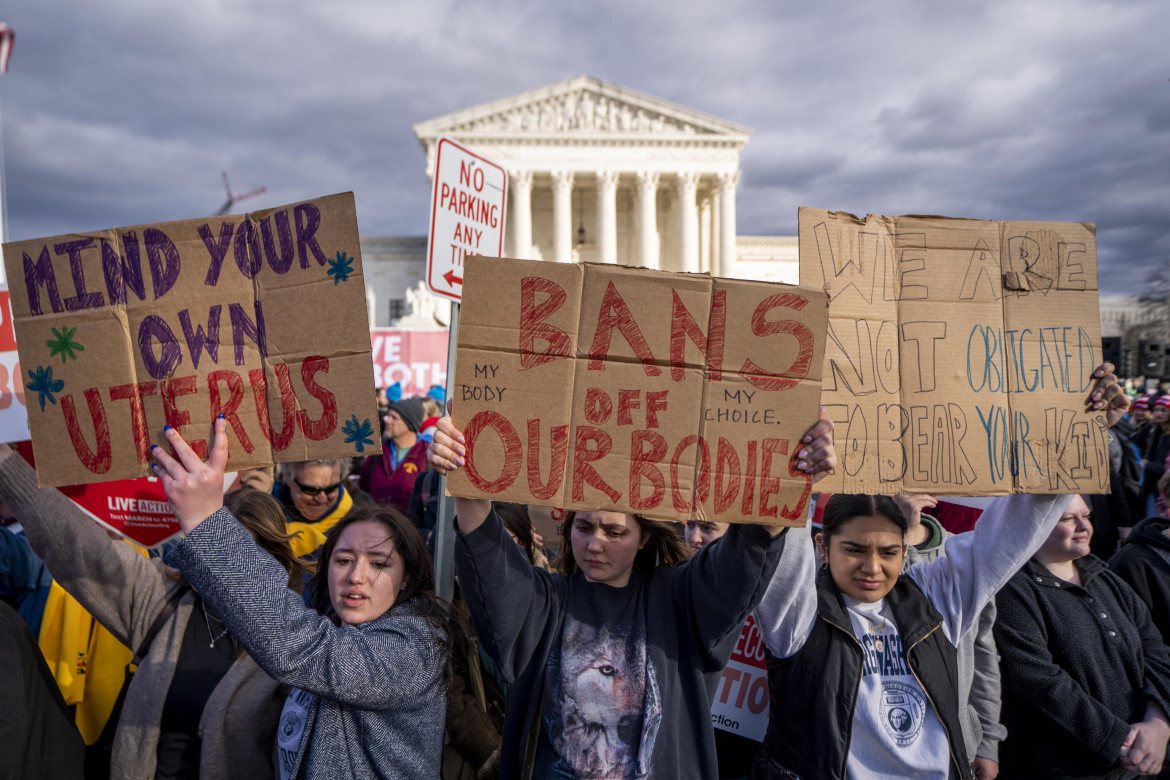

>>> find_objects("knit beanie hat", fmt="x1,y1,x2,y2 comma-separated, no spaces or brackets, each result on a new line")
1134,394,1150,410
1155,395,1170,410
389,397,425,433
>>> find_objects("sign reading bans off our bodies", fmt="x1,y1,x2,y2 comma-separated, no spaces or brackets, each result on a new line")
799,208,1107,496
447,256,829,525
3,192,381,487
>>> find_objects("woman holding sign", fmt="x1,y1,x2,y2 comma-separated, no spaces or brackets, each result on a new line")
149,418,449,779
749,365,1128,780
427,411,837,779
0,445,309,780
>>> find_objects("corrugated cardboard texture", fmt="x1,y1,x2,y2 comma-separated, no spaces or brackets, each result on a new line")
446,256,829,526
799,208,1106,496
3,192,380,487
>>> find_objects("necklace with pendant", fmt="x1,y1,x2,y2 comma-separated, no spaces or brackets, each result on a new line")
201,600,230,649
866,602,891,652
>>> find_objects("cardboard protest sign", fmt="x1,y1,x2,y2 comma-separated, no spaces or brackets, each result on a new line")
447,256,829,525
3,192,381,487
0,287,29,442
712,615,770,742
799,208,1106,495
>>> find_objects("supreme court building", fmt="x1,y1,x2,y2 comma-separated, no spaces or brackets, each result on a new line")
362,76,798,328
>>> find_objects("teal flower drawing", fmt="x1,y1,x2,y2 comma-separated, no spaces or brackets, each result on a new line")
26,365,65,411
46,326,85,362
327,251,354,285
342,414,376,452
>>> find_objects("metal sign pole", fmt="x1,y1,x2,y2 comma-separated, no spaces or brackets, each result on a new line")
433,300,459,600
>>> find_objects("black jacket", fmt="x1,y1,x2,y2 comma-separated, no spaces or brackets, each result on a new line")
753,572,972,780
0,599,85,780
1109,516,1170,644
995,556,1170,778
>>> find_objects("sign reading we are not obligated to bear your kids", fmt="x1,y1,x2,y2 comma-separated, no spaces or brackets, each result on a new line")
800,208,1108,496
446,256,830,526
3,192,381,487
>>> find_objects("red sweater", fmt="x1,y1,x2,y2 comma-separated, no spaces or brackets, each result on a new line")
359,439,429,511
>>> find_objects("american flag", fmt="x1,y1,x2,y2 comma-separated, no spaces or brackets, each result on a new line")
0,23,13,75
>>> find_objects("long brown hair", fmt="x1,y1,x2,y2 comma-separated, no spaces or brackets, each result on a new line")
308,506,449,645
223,489,315,590
555,511,691,577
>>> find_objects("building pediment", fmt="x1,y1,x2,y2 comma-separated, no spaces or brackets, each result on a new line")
414,76,750,143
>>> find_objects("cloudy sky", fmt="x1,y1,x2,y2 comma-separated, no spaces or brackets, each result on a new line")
1,0,1165,295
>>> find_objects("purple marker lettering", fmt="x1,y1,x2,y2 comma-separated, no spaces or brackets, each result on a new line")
138,315,183,379
229,301,268,364
294,203,327,268
102,232,146,305
261,211,294,273
178,305,222,369
55,238,104,311
23,245,63,315
144,228,181,300
199,222,235,286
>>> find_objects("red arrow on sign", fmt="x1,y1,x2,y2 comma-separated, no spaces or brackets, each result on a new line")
443,269,463,286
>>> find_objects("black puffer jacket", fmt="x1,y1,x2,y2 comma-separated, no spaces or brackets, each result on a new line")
753,572,972,780
1110,516,1170,644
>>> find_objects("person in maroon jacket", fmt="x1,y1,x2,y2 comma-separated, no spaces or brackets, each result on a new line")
359,397,429,512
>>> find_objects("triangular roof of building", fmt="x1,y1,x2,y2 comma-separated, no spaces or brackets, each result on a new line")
414,76,750,143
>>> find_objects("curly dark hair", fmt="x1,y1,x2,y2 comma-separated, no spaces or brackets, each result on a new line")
554,511,691,577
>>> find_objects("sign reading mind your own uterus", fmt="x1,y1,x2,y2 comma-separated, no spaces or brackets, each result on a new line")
3,192,381,487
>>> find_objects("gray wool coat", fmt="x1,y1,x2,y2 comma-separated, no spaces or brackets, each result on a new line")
0,452,285,780
171,508,447,779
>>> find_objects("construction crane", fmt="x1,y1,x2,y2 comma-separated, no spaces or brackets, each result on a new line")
215,171,266,216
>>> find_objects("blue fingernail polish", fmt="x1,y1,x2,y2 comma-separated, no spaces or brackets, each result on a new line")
218,413,225,419
150,444,159,450
163,425,171,432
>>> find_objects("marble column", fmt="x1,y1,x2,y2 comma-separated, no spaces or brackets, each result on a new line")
699,194,712,274
510,170,533,259
596,171,619,264
677,172,700,274
551,170,575,263
718,172,740,278
635,171,660,269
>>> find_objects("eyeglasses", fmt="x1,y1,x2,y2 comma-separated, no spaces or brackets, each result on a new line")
293,479,342,498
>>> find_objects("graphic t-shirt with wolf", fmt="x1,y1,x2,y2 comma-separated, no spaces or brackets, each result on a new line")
538,580,663,779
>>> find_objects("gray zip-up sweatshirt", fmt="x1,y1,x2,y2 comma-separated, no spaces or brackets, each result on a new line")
755,493,1071,776
903,514,1006,763
171,508,447,779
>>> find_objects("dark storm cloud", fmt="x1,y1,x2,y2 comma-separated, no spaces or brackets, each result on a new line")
1,0,1165,294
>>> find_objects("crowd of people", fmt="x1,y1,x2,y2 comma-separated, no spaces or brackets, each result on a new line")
6,364,1170,779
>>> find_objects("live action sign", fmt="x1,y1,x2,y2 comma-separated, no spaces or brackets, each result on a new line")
426,137,508,301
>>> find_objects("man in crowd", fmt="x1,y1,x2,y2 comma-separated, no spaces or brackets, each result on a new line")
360,397,429,512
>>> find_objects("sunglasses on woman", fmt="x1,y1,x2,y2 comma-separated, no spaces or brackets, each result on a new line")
294,479,342,498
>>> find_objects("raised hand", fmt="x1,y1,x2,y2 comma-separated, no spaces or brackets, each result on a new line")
151,417,229,533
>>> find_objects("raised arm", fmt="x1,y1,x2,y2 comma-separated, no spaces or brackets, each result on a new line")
453,509,561,683
907,362,1128,643
682,520,786,664
754,513,820,658
169,506,443,708
0,444,170,649
427,415,491,533
154,419,443,707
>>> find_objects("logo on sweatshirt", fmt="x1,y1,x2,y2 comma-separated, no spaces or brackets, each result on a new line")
880,681,926,747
